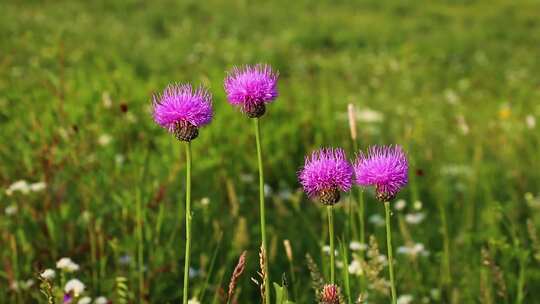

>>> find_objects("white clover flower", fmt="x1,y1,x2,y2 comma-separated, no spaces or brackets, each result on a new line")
405,212,426,225
348,259,363,276
397,294,414,304
65,279,85,296
94,296,108,304
41,269,56,280
78,296,92,304
56,257,80,272
187,298,200,304
394,199,406,211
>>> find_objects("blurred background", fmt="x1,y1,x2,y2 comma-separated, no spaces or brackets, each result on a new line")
1,0,540,303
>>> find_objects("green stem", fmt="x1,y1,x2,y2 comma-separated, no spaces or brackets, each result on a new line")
183,142,192,304
254,118,270,304
384,202,397,304
327,206,335,284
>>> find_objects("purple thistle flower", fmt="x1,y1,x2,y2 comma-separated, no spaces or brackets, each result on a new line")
298,148,354,205
224,64,279,118
354,145,409,202
152,83,213,141
63,293,73,304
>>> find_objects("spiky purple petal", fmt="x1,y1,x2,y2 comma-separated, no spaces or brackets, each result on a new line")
224,64,279,112
152,83,213,131
354,145,409,200
298,148,354,199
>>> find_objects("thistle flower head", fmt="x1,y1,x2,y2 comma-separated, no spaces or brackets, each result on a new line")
298,148,354,205
152,83,213,141
354,145,408,202
319,284,342,304
224,64,279,118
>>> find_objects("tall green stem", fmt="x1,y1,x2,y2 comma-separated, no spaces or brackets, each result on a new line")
384,202,397,304
327,205,335,283
183,142,192,304
254,118,270,304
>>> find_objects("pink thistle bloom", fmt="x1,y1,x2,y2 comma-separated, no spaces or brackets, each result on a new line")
224,64,278,118
354,145,409,201
152,83,213,141
298,148,354,205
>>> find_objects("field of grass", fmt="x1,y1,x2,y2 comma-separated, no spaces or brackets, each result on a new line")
1,0,540,303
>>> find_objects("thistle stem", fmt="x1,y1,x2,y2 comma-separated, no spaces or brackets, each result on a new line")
254,118,270,304
327,205,335,284
384,201,397,304
182,142,192,304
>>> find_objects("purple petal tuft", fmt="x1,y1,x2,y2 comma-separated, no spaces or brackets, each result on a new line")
224,64,279,111
298,148,354,198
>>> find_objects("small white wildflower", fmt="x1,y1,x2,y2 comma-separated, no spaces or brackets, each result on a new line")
369,214,385,227
98,134,112,146
349,241,367,251
394,199,406,211
64,279,85,296
322,245,339,256
78,296,92,304
115,154,125,165
41,269,56,280
264,184,273,197
405,213,426,225
526,115,536,129
336,261,344,269
10,281,19,291
187,298,200,304
444,89,459,105
430,288,441,300
6,180,30,195
29,182,46,192
357,108,384,123
102,92,112,108
397,294,414,304
56,257,80,272
413,200,423,210
5,204,18,216
348,259,363,276
94,297,108,304
200,197,210,206
397,243,429,257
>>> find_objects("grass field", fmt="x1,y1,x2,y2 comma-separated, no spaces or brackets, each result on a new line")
1,0,540,303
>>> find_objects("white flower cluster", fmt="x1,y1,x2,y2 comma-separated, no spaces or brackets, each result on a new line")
57,257,80,272
5,180,46,196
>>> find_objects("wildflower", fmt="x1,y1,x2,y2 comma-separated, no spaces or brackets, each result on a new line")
224,64,278,118
97,134,112,146
78,297,92,304
397,294,414,304
405,212,426,225
152,84,213,142
94,297,108,304
299,148,354,205
199,197,210,206
41,269,56,280
348,259,363,276
187,298,200,304
319,284,342,304
64,279,85,296
322,245,339,256
413,200,423,210
349,241,366,251
397,243,429,257
56,257,80,272
6,180,47,196
5,204,17,216
22,279,35,289
526,115,536,129
394,199,406,211
354,145,408,202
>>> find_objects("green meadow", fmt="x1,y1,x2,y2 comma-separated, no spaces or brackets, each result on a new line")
1,0,540,303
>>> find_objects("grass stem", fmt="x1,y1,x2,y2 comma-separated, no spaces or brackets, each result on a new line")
183,142,192,304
